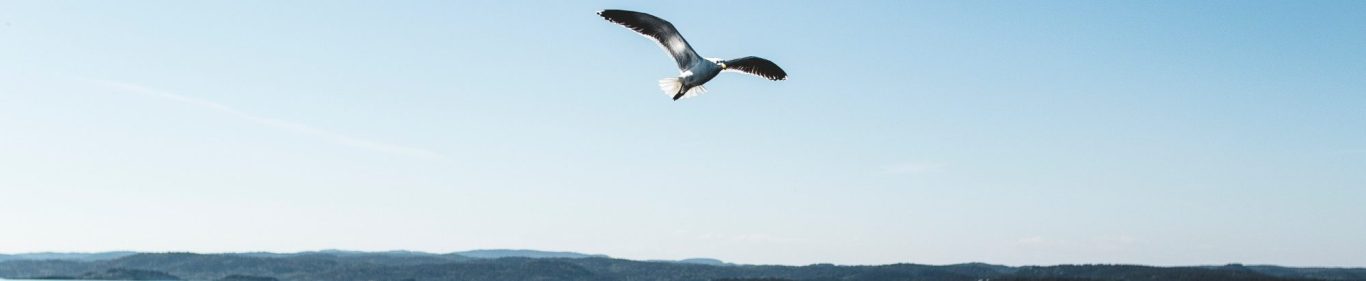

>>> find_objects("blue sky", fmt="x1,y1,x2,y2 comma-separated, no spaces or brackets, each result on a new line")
1,0,1364,266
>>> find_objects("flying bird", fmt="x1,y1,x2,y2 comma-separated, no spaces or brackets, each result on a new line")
598,9,787,100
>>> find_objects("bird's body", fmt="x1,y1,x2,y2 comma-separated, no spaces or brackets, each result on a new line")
661,58,722,100
598,9,787,100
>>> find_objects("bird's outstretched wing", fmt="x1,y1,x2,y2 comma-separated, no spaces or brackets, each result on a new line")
598,9,703,71
722,56,787,81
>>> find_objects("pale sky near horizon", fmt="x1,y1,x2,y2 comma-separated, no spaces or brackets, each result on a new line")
2,0,1365,267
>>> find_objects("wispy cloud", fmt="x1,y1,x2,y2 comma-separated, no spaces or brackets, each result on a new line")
882,162,945,175
1016,236,1047,245
96,80,442,159
1341,148,1366,155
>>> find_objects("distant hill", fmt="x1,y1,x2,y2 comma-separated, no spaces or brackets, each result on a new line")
453,249,609,259
1,251,1363,281
647,258,734,266
0,252,138,262
193,250,442,259
675,258,732,266
0,250,606,262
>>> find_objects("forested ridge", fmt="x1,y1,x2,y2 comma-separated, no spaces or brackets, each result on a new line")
2,252,1363,281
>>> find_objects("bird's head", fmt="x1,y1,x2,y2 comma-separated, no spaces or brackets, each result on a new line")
707,58,727,69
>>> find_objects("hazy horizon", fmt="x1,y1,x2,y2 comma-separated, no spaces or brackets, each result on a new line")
3,249,1362,268
3,1,1364,267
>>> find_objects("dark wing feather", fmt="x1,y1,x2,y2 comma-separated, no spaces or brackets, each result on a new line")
722,56,787,81
598,9,702,70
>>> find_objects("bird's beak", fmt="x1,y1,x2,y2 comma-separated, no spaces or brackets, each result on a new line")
719,63,727,69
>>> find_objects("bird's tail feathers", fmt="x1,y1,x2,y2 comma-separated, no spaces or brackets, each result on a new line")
681,85,706,99
658,77,706,100
658,77,682,97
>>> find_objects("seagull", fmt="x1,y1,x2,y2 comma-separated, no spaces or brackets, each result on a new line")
598,9,787,100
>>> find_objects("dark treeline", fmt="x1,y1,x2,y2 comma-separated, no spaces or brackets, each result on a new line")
24,268,181,280
1,252,1363,281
